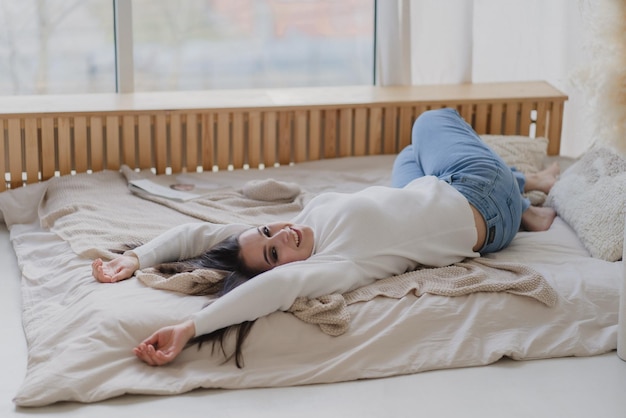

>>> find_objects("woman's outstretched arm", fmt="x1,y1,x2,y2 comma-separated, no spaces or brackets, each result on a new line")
92,222,248,283
127,222,249,268
133,258,369,366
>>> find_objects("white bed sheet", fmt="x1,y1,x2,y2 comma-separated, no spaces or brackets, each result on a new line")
0,155,625,414
2,225,626,418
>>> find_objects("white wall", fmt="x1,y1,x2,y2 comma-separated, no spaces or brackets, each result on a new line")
471,0,593,157
409,0,473,84
401,0,594,158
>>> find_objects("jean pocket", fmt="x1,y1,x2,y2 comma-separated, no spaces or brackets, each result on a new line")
449,173,489,194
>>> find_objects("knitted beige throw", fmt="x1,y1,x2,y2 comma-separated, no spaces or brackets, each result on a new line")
136,257,557,336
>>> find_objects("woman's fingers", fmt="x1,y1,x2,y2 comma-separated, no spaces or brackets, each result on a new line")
133,343,154,365
92,257,132,283
140,335,159,351
133,342,173,366
92,258,112,283
147,345,171,365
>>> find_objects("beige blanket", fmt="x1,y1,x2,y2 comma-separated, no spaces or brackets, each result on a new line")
38,166,557,336
38,166,314,260
137,257,556,336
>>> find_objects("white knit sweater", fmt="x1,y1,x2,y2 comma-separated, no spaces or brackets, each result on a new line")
130,176,478,337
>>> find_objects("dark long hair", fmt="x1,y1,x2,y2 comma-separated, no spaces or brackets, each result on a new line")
153,234,259,368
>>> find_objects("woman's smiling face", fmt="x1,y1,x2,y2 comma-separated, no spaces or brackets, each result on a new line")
238,222,315,273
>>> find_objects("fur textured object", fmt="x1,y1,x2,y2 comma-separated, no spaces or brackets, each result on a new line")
574,0,626,156
546,146,626,261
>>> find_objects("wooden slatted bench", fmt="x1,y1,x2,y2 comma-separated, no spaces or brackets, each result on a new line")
0,81,567,191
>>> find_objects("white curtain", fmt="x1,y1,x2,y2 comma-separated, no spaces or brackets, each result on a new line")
375,0,412,85
376,0,593,158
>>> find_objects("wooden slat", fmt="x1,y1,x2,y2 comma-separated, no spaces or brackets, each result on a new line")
263,112,277,167
122,115,136,169
57,117,71,175
382,107,397,154
169,113,183,172
519,102,533,136
489,103,504,135
41,117,55,180
201,113,215,171
368,107,383,155
24,118,39,184
89,117,104,172
535,102,547,138
504,102,520,135
308,109,321,161
278,112,291,165
459,103,473,126
339,108,352,157
293,110,308,163
137,114,152,170
232,112,244,169
413,104,428,124
474,103,489,135
185,114,199,171
216,112,230,170
353,108,367,156
247,111,261,168
73,116,88,174
7,118,22,188
398,106,413,150
105,116,120,170
547,101,564,156
184,113,202,173
323,109,337,159
154,114,167,173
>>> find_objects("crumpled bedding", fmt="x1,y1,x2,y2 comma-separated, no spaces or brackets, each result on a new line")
0,155,621,407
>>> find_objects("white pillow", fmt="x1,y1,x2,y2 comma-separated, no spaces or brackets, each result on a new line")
481,135,549,205
546,146,626,261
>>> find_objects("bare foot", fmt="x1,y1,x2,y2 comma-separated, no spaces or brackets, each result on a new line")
521,206,557,231
524,162,560,194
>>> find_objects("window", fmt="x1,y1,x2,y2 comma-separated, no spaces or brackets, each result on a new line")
0,0,115,95
132,0,374,91
0,0,374,95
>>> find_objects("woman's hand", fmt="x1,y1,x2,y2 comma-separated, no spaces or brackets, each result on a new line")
133,320,196,366
92,255,139,283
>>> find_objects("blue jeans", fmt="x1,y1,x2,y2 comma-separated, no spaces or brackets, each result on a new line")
391,108,529,254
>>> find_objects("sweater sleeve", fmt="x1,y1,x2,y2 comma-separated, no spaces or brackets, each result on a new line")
191,257,369,336
126,222,249,269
